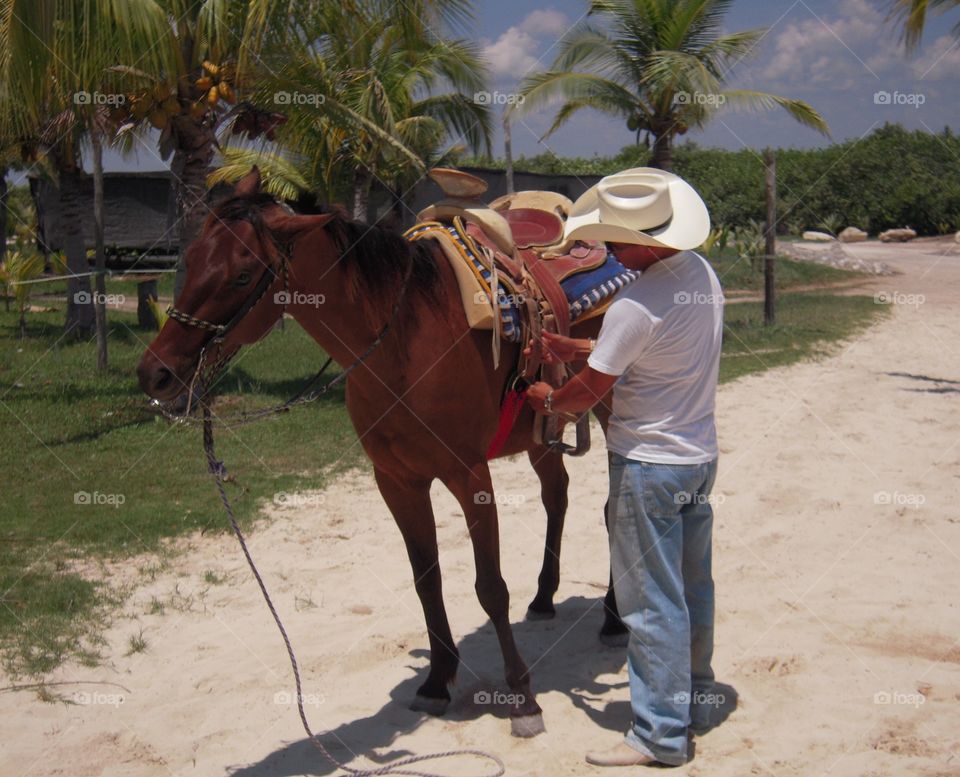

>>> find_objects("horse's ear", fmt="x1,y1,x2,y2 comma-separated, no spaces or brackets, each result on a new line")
234,166,262,198
269,212,335,241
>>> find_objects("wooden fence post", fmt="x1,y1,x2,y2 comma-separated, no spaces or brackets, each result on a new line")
504,110,515,195
764,148,777,326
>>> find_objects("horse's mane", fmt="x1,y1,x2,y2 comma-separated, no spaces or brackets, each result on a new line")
208,192,445,330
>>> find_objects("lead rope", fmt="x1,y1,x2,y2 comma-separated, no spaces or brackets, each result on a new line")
193,255,504,777
201,407,505,777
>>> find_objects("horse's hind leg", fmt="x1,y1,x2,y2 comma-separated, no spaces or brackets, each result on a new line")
590,400,628,645
599,497,628,646
444,463,545,737
374,467,459,715
525,446,568,620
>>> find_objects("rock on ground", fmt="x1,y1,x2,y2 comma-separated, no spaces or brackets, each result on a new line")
839,226,868,243
778,240,897,275
879,228,917,242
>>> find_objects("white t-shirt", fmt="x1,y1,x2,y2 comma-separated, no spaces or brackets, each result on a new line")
587,251,724,464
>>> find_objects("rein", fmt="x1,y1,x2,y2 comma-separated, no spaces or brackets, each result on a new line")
167,218,505,777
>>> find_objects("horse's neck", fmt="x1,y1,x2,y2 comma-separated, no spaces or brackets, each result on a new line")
285,232,410,378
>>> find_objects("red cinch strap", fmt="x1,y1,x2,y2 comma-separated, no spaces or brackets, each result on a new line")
485,386,529,461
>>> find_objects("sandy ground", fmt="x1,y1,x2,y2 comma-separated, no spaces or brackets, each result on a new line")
3,240,960,777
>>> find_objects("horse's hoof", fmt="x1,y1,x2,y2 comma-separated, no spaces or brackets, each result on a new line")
510,713,546,738
525,605,556,621
410,694,449,716
598,630,628,648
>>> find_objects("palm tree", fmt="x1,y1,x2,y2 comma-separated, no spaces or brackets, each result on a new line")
217,1,491,220
126,0,478,296
108,0,286,300
890,0,960,50
517,0,829,170
0,0,175,337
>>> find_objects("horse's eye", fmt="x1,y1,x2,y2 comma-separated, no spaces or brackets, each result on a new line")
236,271,252,286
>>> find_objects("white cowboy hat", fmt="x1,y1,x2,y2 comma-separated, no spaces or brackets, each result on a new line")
563,168,710,250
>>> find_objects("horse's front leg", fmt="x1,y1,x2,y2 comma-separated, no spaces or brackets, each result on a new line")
374,467,459,714
445,463,545,737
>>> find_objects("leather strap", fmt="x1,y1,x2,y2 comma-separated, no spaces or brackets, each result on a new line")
519,249,571,337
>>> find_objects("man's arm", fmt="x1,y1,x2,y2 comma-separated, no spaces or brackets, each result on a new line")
524,331,595,365
527,365,617,415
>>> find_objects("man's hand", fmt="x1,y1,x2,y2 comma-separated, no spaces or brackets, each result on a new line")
526,368,618,416
524,331,590,366
526,381,553,414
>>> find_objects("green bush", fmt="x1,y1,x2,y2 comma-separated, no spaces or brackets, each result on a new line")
463,123,960,236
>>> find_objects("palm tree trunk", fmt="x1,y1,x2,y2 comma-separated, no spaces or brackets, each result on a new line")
0,166,8,266
171,114,217,301
353,168,372,222
59,164,95,338
1,166,8,313
91,126,108,369
650,131,674,171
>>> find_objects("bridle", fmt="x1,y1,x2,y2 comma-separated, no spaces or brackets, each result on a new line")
158,214,412,424
166,233,292,343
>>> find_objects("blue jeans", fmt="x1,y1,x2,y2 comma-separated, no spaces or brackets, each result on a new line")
607,452,718,766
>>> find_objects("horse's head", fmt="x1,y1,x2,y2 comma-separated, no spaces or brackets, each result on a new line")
137,168,332,402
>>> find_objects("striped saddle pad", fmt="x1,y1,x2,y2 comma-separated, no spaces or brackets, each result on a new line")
406,220,639,342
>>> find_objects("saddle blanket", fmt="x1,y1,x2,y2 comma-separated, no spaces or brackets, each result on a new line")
406,220,640,342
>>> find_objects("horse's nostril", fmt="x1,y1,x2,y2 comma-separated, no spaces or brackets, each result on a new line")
152,367,173,393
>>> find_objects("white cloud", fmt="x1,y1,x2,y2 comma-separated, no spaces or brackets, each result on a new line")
911,34,960,81
482,8,574,79
482,26,540,77
518,9,570,39
762,0,902,84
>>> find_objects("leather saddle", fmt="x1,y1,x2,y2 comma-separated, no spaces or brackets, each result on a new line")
417,168,605,456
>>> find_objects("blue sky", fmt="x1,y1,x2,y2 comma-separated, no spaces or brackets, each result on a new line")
474,0,960,160
98,0,960,172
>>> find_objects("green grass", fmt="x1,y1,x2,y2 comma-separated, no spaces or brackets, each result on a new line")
720,294,889,383
0,305,362,675
706,248,863,293
0,287,887,676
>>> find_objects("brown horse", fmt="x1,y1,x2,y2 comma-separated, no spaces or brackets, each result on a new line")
137,168,622,737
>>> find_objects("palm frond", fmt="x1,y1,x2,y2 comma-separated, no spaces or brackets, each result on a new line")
207,147,310,200
721,90,831,136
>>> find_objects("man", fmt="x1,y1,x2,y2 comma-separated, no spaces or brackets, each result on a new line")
526,168,724,767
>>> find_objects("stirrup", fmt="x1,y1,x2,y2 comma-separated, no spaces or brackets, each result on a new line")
534,410,591,457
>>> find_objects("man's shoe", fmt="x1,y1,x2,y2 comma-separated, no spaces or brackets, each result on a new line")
585,741,658,767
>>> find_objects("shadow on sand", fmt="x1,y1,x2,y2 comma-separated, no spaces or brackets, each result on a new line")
227,595,738,775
